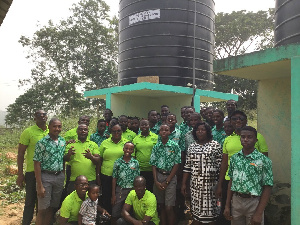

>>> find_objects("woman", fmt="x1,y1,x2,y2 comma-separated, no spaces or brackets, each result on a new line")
132,119,158,192
99,123,128,214
181,122,222,225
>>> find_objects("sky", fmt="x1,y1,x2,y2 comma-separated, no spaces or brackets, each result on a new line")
0,0,275,112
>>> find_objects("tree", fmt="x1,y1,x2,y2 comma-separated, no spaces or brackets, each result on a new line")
5,87,51,126
213,9,274,110
16,0,118,118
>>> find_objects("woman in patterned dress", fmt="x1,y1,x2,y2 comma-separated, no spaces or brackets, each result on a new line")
181,122,222,224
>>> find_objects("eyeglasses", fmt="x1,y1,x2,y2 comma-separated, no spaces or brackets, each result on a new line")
231,116,246,121
76,183,89,187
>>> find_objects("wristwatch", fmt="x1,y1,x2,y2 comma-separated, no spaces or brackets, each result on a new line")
142,220,147,224
166,180,169,185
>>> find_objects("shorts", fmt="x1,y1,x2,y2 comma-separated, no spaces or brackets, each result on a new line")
153,171,176,206
231,193,263,225
112,186,132,218
38,171,65,210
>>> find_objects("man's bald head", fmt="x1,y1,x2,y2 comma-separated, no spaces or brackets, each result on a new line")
134,176,146,186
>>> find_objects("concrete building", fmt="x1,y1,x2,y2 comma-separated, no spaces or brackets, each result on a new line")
214,43,300,225
84,81,238,123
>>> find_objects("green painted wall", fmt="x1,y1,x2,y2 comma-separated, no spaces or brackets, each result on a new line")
110,94,192,123
291,56,300,225
258,77,291,225
258,77,291,182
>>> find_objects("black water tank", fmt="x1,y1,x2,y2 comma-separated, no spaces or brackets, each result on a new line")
118,0,215,89
275,0,300,46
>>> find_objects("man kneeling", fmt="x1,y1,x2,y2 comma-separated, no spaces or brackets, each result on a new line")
117,176,159,225
59,175,109,225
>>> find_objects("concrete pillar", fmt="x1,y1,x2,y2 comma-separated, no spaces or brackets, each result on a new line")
291,56,300,225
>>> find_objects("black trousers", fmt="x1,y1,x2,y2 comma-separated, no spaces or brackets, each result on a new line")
140,171,154,193
100,174,113,214
216,179,231,225
22,172,37,225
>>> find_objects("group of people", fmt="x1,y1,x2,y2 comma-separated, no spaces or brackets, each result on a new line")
16,99,273,225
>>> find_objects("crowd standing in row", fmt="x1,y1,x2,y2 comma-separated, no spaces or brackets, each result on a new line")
16,100,273,225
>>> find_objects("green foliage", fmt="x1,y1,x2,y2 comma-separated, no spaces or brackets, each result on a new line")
215,9,274,59
0,148,25,205
6,0,118,126
5,88,51,127
214,9,274,110
0,128,25,148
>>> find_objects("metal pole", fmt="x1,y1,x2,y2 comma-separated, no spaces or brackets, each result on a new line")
192,0,197,106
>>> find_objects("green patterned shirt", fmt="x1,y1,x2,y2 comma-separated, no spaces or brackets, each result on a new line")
33,135,66,171
184,131,196,153
149,139,181,171
211,125,227,147
112,157,140,188
228,149,273,196
90,130,109,146
150,123,160,135
179,122,192,135
168,127,181,145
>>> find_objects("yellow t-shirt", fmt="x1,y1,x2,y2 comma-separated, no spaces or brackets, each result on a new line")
65,139,99,181
99,137,128,176
125,190,160,225
132,132,158,171
19,124,49,172
60,190,88,222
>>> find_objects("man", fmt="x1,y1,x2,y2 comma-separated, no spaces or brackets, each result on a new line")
119,115,137,141
64,124,100,194
63,116,92,202
184,113,202,153
34,118,65,225
104,108,113,127
216,110,268,225
166,114,181,145
225,99,237,120
64,115,91,142
59,175,109,225
17,109,49,225
224,126,273,225
180,106,187,122
117,176,160,225
204,107,215,127
90,119,110,147
148,110,159,135
158,105,170,126
211,109,227,147
179,106,195,135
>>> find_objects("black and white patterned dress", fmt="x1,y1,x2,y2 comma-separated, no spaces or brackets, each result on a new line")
183,140,222,223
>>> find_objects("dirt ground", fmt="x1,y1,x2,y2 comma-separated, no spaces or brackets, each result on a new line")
0,201,191,225
0,201,30,225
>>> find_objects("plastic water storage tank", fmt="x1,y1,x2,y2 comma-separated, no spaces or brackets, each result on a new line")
275,0,300,46
118,0,215,89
